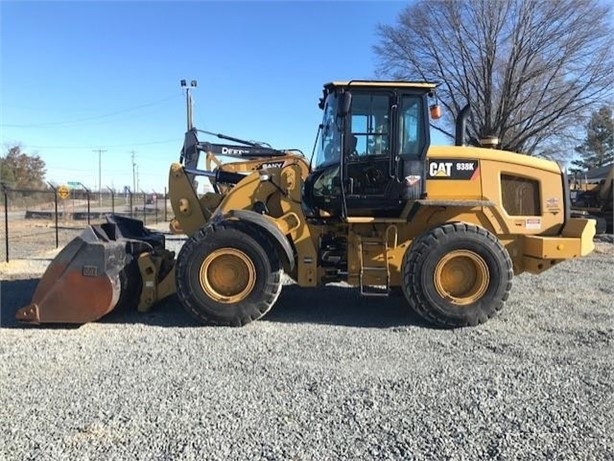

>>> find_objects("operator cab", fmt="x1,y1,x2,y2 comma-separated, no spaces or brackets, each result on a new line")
304,80,438,219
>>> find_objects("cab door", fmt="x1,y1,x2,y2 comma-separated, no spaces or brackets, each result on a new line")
342,91,400,217
342,91,430,218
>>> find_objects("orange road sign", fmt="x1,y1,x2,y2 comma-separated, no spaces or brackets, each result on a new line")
57,185,70,200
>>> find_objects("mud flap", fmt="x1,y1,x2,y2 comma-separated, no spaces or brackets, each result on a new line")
16,214,165,324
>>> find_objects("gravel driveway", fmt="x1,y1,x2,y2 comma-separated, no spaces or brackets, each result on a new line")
0,233,612,461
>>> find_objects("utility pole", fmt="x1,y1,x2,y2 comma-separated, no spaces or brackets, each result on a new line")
92,148,107,206
131,150,137,195
181,79,197,131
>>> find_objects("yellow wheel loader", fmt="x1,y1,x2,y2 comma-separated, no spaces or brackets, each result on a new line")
17,80,596,328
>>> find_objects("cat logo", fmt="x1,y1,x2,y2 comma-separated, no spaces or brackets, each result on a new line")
429,162,453,177
427,160,479,180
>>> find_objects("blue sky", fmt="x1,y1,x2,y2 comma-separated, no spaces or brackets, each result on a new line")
1,1,438,193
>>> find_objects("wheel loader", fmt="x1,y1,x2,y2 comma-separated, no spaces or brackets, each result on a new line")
16,80,596,328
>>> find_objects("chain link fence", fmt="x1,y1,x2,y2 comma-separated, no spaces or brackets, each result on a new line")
0,186,170,262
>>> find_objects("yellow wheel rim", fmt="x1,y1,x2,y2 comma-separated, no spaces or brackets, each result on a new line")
199,248,256,304
434,250,489,305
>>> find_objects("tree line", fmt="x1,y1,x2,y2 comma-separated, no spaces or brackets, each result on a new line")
0,145,47,190
3,107,611,191
375,0,614,168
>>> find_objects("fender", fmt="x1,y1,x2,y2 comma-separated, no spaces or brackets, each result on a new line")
218,209,295,271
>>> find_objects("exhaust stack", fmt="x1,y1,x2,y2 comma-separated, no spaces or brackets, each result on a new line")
455,104,471,146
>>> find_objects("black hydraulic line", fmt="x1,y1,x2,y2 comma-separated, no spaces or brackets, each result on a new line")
184,167,246,185
197,129,261,147
216,170,248,184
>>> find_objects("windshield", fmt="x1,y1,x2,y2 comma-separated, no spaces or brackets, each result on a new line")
314,93,341,169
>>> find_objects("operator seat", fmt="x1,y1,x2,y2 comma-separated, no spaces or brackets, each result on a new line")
349,135,358,155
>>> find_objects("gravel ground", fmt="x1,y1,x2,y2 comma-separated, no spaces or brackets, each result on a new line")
0,227,612,461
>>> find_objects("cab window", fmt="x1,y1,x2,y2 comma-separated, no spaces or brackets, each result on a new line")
349,94,390,157
398,95,425,158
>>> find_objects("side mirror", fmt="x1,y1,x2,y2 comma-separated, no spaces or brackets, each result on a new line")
338,92,352,117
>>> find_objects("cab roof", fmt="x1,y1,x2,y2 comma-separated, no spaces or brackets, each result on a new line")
324,80,438,90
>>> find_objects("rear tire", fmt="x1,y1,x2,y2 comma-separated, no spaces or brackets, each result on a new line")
176,222,283,326
592,215,607,235
402,223,513,328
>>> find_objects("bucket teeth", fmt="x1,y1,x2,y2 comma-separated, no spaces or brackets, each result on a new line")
15,304,40,323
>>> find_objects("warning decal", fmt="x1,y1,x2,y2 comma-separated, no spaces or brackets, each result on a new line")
525,218,541,230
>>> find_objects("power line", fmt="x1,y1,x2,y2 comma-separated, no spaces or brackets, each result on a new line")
22,138,180,150
1,94,180,128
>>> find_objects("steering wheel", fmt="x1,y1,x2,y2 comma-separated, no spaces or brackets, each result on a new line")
364,166,384,185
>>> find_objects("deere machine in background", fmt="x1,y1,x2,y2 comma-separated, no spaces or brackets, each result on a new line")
17,80,596,328
570,165,613,234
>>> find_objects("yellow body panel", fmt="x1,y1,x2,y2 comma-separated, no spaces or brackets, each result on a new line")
169,142,595,289
523,218,595,258
524,235,582,260
168,163,208,236
428,146,562,174
426,146,567,236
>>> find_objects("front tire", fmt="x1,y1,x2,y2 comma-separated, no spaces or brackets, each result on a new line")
176,222,283,326
402,223,513,328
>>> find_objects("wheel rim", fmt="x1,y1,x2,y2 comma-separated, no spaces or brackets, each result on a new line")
434,250,489,305
199,248,256,303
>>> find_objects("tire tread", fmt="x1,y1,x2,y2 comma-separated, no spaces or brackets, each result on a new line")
176,221,283,327
402,223,513,328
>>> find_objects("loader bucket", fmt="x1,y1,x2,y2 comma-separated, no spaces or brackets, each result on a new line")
16,214,165,324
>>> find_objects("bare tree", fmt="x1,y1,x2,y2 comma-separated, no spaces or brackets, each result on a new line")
374,0,614,157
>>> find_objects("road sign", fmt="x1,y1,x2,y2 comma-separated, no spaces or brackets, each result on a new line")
67,181,80,187
57,185,70,200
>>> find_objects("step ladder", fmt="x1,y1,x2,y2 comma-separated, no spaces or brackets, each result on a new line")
358,236,390,296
